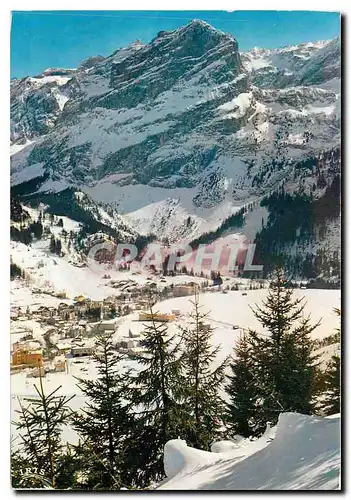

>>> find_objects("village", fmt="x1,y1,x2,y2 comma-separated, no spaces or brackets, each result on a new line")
11,274,257,379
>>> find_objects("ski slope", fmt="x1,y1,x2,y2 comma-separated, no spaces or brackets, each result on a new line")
158,412,340,490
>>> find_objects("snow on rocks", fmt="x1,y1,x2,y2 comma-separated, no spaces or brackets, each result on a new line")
217,92,254,119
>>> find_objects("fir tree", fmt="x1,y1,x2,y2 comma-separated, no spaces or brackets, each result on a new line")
55,239,62,256
318,308,341,416
249,267,319,427
49,235,56,254
225,332,262,438
12,375,74,489
30,221,43,239
125,310,185,488
72,333,131,490
10,260,23,279
181,291,228,449
320,354,341,415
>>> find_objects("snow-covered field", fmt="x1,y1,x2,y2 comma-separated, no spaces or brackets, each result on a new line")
155,288,340,340
158,412,340,490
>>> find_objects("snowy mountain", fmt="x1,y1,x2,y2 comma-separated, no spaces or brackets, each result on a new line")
10,20,341,279
241,38,341,89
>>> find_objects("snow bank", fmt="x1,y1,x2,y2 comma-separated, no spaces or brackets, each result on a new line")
159,412,340,490
164,440,220,479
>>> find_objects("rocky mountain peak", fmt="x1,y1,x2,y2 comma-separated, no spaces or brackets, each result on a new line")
11,22,340,228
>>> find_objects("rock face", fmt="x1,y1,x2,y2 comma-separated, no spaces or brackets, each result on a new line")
241,38,341,89
10,20,341,278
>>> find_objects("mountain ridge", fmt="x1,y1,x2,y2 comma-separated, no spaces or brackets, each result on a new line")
10,21,341,279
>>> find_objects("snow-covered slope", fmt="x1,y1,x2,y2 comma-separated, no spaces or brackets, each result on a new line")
10,193,145,301
158,412,340,490
241,38,340,90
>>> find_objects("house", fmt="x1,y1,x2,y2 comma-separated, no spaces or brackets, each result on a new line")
70,337,95,357
172,284,197,297
58,303,77,320
91,320,117,335
90,300,103,309
12,348,43,367
115,338,141,351
56,341,72,355
71,344,94,358
74,300,89,314
37,306,53,319
58,302,70,312
136,298,152,309
74,295,86,303
54,357,66,372
13,339,41,351
138,312,176,322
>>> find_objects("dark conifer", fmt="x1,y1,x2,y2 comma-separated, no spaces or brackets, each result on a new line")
124,310,185,488
249,267,319,426
181,290,228,449
72,333,131,490
225,332,262,438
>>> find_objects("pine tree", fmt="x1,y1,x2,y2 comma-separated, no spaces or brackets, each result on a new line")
55,239,62,256
181,291,228,449
225,332,262,438
12,375,74,489
124,311,185,488
72,333,131,490
249,267,319,427
318,308,341,416
320,354,341,415
49,235,56,254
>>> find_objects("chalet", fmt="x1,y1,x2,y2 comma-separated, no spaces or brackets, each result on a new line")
172,283,198,297
37,306,53,319
56,341,72,355
13,339,42,351
91,320,117,335
74,300,89,314
90,300,103,309
74,295,86,303
138,312,176,322
54,358,66,372
58,302,70,312
71,342,94,358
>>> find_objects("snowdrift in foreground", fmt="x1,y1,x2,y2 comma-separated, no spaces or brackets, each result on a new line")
158,412,340,491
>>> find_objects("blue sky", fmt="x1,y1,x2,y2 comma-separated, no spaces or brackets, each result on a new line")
11,10,340,78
